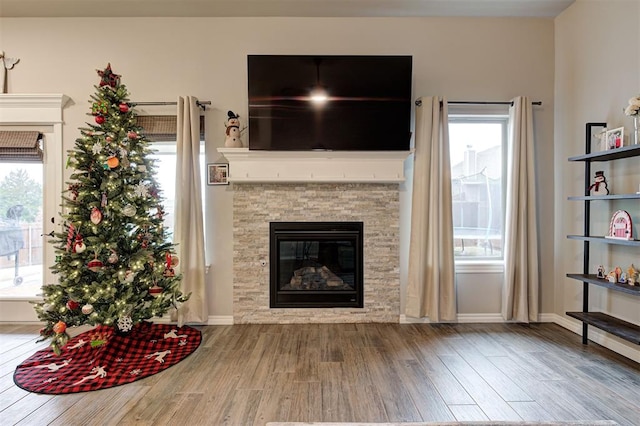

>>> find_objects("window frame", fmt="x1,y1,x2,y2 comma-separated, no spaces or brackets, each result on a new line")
448,109,508,268
0,94,68,304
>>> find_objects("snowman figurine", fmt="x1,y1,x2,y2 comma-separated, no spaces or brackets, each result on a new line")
224,110,244,148
588,170,609,196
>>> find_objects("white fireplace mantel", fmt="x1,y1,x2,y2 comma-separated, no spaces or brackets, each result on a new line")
217,148,412,183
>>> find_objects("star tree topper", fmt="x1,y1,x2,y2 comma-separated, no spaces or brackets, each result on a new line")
97,63,120,88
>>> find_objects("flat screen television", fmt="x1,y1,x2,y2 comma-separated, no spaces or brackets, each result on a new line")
247,55,412,151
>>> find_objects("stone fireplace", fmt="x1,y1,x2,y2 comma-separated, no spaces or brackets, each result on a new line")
222,148,407,324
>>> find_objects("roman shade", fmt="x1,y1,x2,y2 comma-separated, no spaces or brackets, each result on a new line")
0,131,43,162
136,116,205,142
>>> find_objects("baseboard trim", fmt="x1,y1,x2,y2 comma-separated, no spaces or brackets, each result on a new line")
152,315,234,326
400,313,507,324
207,315,234,325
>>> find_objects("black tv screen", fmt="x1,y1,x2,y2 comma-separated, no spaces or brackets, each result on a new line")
248,55,412,151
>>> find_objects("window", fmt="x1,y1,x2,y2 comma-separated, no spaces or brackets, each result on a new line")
0,162,44,298
0,130,47,299
449,115,507,261
148,140,206,239
0,95,67,312
140,114,206,239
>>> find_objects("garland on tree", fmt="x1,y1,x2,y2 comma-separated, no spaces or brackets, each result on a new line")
35,64,189,354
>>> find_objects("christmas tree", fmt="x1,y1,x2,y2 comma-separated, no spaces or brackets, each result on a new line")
35,64,189,354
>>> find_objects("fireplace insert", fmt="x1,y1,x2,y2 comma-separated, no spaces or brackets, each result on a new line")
270,222,363,308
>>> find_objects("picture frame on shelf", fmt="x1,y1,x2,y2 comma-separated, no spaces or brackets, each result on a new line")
593,126,608,152
207,163,229,185
605,127,624,150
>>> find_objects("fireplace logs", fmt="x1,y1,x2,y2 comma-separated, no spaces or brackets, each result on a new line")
285,266,351,290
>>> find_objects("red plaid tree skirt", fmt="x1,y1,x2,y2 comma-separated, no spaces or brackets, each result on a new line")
13,322,201,394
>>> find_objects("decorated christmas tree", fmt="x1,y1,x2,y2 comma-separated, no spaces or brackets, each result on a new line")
35,64,189,354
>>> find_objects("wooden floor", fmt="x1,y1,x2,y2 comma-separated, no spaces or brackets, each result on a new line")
0,322,638,426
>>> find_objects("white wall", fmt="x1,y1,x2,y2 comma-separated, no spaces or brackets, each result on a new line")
0,16,555,319
555,0,640,360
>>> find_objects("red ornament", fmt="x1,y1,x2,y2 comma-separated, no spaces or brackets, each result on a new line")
66,300,79,310
90,207,103,225
95,115,105,125
39,327,53,337
74,235,86,253
149,285,163,297
68,184,79,201
119,103,129,113
127,131,138,139
163,251,175,277
87,257,104,272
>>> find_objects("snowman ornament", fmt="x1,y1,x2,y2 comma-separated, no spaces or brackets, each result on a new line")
224,110,244,148
588,170,609,196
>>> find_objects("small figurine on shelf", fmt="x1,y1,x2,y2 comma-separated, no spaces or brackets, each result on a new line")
618,271,627,284
588,171,609,196
614,266,623,281
628,264,638,286
596,265,605,279
224,110,245,148
606,210,633,240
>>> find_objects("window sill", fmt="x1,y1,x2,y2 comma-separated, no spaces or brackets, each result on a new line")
0,295,43,302
455,261,504,274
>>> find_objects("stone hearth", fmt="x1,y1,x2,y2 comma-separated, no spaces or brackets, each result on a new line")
232,182,400,324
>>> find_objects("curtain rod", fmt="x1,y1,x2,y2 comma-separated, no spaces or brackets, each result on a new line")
131,101,211,110
414,99,542,107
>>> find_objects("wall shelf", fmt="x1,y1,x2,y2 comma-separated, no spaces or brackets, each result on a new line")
568,194,640,201
568,144,640,162
566,312,640,345
566,274,640,296
566,122,640,346
566,235,640,247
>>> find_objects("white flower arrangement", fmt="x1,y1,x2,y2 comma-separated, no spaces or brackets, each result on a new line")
624,95,640,116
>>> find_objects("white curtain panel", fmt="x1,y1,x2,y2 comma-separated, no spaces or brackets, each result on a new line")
502,96,539,323
406,96,456,321
174,96,208,325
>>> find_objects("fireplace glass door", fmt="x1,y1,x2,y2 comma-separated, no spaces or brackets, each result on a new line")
270,222,363,308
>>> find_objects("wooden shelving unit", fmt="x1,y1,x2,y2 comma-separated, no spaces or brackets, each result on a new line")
566,122,640,346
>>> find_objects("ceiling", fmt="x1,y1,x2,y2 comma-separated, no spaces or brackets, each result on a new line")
0,0,575,18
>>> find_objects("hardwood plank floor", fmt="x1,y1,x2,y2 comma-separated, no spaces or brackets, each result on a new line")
0,323,638,426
